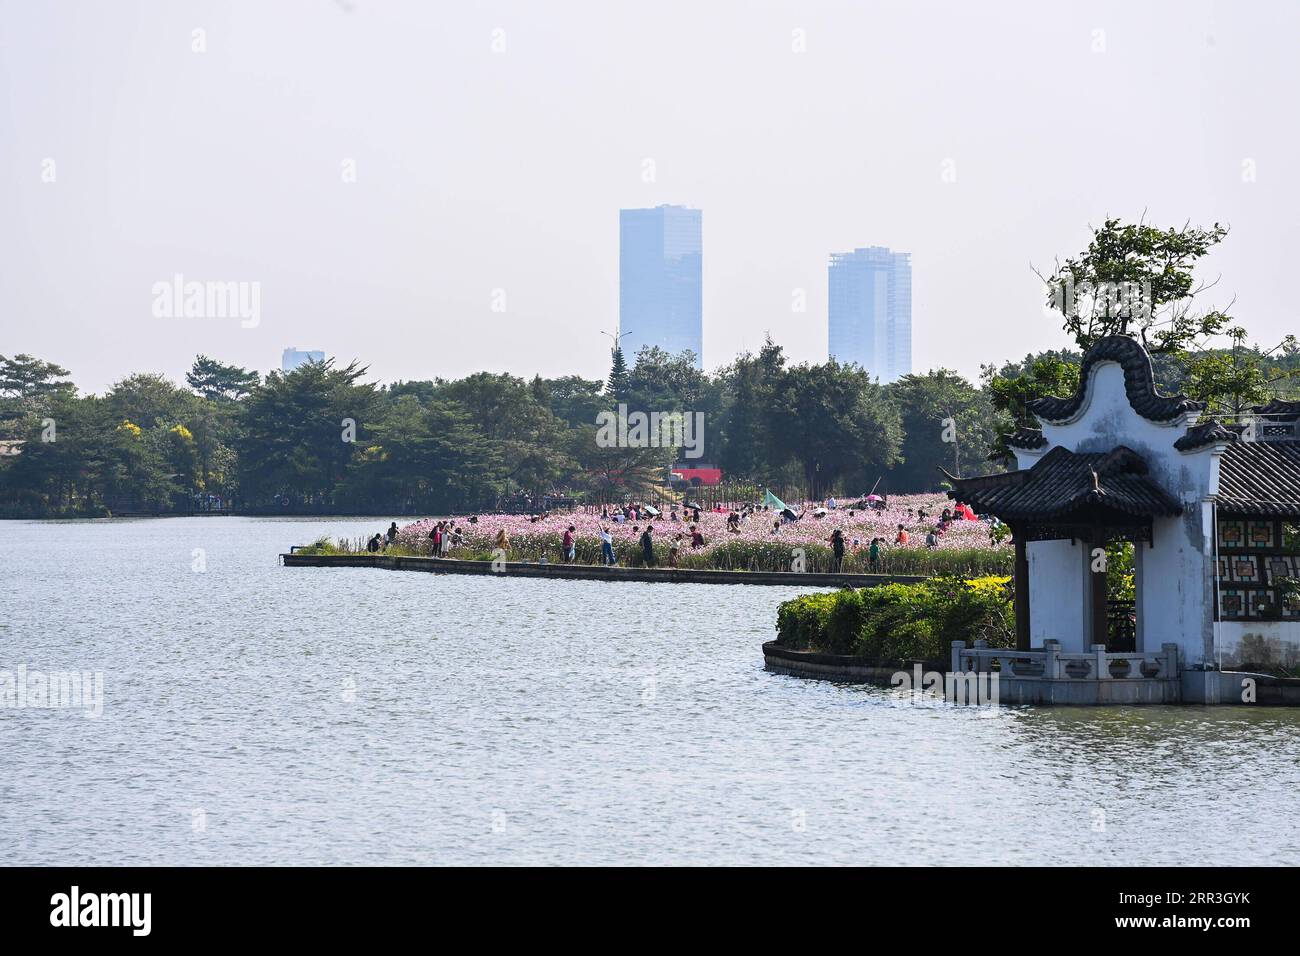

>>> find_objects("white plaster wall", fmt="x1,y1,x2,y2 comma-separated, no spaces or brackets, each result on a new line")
1137,513,1212,663
1027,539,1088,651
1216,621,1300,671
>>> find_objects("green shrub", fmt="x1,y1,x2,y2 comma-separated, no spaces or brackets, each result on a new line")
775,575,1015,660
775,592,842,649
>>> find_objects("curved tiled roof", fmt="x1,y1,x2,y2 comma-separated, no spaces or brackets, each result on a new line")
1173,421,1241,452
946,445,1182,521
1026,335,1204,424
1006,427,1048,450
1216,442,1300,517
1254,398,1300,419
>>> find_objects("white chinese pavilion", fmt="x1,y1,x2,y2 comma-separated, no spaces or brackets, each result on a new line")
947,336,1300,704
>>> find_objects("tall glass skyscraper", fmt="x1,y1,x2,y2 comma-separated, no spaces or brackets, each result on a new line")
619,205,703,368
827,246,912,382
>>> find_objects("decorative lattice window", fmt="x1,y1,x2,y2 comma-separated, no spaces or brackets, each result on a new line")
1249,520,1276,548
1216,518,1297,622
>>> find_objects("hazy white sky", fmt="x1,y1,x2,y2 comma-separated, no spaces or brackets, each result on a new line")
2,0,1297,394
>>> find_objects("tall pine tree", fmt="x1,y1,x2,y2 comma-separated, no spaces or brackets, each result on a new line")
606,347,630,401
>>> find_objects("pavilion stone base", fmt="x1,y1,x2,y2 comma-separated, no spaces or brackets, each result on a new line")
955,641,1300,705
996,676,1180,705
1182,670,1300,706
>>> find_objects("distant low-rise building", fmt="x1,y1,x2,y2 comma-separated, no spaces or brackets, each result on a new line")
282,347,325,372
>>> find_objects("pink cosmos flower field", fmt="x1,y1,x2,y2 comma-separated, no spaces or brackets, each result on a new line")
393,493,1010,575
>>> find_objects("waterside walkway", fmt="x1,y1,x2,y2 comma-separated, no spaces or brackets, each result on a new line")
280,551,927,588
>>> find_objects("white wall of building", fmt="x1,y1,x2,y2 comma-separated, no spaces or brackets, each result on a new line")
1216,621,1300,670
1026,539,1088,651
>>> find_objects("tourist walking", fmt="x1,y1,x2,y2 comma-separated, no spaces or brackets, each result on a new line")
562,525,576,563
830,528,845,572
639,525,655,567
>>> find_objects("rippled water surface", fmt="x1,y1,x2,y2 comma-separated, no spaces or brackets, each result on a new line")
2,517,1299,865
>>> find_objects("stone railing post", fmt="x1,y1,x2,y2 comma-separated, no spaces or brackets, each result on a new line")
1161,642,1180,680
1092,644,1109,680
1043,639,1061,680
951,640,966,674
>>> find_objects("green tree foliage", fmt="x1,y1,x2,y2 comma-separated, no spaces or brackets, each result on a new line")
887,369,999,489
767,360,902,500
437,372,571,494
715,337,785,480
605,346,630,400
1036,218,1231,354
534,375,606,429
336,395,497,513
981,353,1081,464
1179,328,1300,421
186,355,260,402
0,353,75,438
236,360,379,508
626,346,706,410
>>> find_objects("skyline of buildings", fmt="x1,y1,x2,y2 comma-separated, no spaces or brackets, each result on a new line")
617,206,912,382
827,246,913,383
619,205,704,370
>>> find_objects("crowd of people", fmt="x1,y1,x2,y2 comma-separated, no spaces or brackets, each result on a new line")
365,493,1004,573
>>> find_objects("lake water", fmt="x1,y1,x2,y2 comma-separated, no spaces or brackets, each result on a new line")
2,516,1298,865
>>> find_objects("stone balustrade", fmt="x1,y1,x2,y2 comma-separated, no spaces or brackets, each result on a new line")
952,639,1179,681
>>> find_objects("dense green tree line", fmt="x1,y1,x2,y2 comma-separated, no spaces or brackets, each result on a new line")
0,340,998,516
0,332,1293,517
2,219,1294,517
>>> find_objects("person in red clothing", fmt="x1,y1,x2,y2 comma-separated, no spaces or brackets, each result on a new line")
562,525,576,563
895,524,910,546
689,524,705,548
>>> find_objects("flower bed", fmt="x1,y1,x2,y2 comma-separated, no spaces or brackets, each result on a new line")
388,493,1012,577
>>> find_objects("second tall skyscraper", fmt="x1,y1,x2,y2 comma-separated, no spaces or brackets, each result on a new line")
828,246,912,383
619,205,703,369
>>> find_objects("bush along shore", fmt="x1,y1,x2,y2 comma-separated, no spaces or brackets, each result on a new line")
774,576,1017,662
